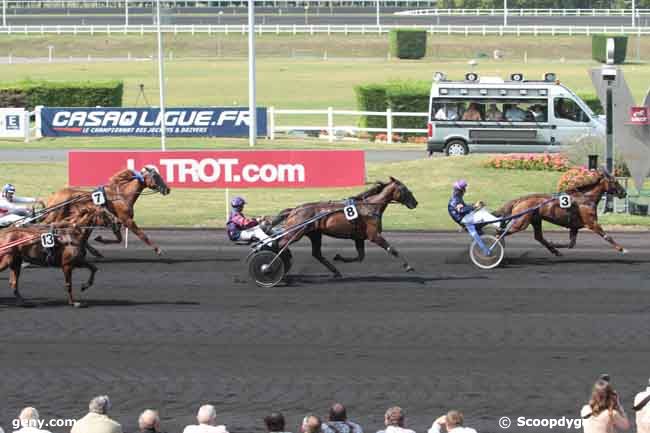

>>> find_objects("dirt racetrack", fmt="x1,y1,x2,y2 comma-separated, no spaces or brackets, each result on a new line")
1,230,649,433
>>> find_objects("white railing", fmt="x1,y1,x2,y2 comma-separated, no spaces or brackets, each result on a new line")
268,106,428,144
396,8,650,16
2,23,650,35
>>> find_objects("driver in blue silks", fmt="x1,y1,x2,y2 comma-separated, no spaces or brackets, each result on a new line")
448,180,500,228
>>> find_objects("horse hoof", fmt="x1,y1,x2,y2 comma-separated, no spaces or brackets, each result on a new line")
553,251,563,257
333,254,342,262
405,266,415,272
621,248,628,255
81,284,89,292
333,272,343,279
71,302,87,308
94,236,103,242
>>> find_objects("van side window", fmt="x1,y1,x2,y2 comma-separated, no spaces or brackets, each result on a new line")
554,97,589,123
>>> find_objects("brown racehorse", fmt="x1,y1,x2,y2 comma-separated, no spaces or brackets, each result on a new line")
494,168,627,256
42,166,170,256
274,177,418,277
0,206,117,306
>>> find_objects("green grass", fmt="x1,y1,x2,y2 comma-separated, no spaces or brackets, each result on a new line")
4,156,648,229
2,56,650,149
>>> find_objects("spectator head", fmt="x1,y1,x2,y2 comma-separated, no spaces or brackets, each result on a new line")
139,410,160,432
590,376,620,415
18,407,39,428
302,415,321,433
264,412,286,432
384,407,405,427
89,396,111,415
197,405,218,426
446,411,464,429
329,403,347,422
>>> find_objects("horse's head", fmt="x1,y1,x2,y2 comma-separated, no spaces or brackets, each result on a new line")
599,168,627,199
388,177,418,209
141,166,171,196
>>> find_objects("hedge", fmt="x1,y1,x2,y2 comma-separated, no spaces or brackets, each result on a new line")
355,80,429,133
576,92,603,115
592,34,627,64
0,80,123,109
389,29,427,60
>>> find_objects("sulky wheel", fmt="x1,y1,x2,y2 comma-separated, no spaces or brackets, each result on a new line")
249,249,286,288
469,234,505,270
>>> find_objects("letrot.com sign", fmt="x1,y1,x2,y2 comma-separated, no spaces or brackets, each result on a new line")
0,108,27,139
68,151,366,188
41,107,267,137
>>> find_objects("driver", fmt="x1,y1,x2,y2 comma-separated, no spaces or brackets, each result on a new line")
447,180,499,228
226,196,270,242
0,184,43,226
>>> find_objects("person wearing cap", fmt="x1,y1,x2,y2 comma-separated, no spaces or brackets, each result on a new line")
633,378,650,433
580,375,630,433
447,180,499,229
226,196,269,242
0,184,43,227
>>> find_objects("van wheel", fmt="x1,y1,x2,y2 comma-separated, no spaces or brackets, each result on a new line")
445,140,469,156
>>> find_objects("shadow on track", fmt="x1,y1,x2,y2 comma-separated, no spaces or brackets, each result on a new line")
285,274,487,286
0,297,200,309
90,257,238,265
503,254,648,267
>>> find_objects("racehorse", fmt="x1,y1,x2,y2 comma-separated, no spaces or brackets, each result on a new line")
274,177,418,277
0,206,118,306
42,166,170,256
494,168,627,256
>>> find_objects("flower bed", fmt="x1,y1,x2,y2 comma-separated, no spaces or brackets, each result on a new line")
557,167,602,192
483,153,570,171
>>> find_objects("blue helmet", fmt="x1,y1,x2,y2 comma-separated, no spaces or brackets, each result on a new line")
2,184,15,198
231,196,246,208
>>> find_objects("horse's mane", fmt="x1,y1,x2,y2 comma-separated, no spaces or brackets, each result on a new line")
349,182,388,200
109,169,136,184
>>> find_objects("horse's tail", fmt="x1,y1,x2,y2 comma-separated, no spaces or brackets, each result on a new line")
272,207,294,226
493,199,518,218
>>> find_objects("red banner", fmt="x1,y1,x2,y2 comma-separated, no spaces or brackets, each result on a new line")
629,106,650,125
68,150,366,188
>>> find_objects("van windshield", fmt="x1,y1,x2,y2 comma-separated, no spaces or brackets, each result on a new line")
431,99,548,123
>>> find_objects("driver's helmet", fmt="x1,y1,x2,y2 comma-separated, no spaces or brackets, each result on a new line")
231,196,246,209
2,184,16,199
453,179,468,192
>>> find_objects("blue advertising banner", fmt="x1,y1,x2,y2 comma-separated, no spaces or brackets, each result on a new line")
40,107,267,137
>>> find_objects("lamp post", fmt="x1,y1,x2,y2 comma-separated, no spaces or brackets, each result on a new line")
304,4,309,25
218,9,223,25
2,0,7,28
125,0,129,26
248,0,257,147
156,0,167,151
376,0,380,27
503,0,508,26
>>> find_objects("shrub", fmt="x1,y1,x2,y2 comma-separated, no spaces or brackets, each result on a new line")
354,83,389,130
0,80,123,109
592,34,627,64
389,29,427,60
576,92,603,115
557,167,602,192
483,153,570,172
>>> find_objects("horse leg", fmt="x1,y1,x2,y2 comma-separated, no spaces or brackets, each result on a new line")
120,218,161,255
369,233,414,272
94,223,123,245
7,256,24,302
531,218,562,256
62,263,75,305
586,222,627,253
333,239,366,263
307,232,342,278
551,228,579,249
79,260,98,292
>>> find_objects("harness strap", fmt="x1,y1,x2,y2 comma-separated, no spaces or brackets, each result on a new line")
132,170,145,184
634,394,650,412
